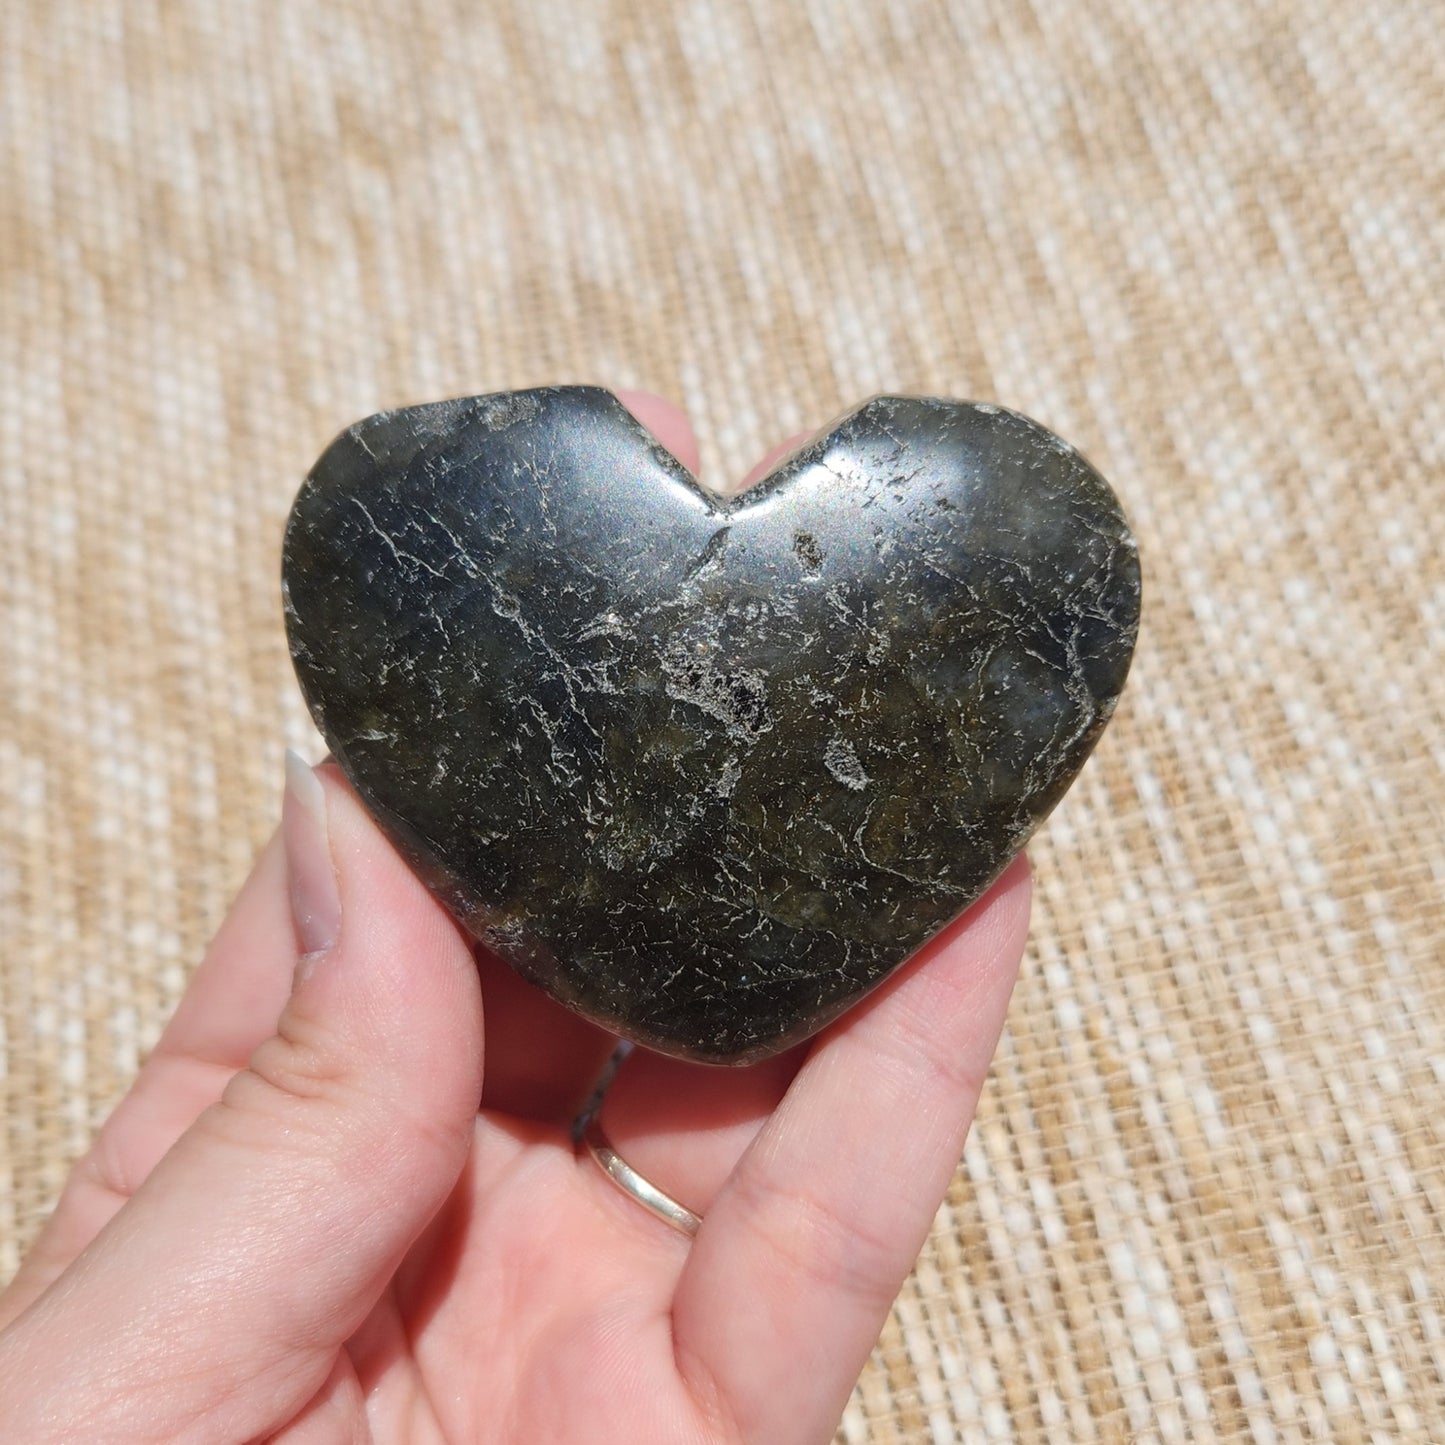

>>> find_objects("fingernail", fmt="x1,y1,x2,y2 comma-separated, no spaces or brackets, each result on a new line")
283,750,341,956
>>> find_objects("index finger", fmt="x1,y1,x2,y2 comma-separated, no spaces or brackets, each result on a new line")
671,855,1031,1444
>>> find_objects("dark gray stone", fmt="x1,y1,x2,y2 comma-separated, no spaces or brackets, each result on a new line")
282,387,1140,1063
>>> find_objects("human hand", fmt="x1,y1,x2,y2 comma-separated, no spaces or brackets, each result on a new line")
0,394,1031,1444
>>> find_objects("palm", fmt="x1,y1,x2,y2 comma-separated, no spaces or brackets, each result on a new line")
359,1118,712,1442
341,940,828,1443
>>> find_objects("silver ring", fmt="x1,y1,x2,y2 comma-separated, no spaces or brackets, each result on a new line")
583,1118,702,1238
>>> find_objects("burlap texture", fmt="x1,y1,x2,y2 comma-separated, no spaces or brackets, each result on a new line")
3,1,1442,1438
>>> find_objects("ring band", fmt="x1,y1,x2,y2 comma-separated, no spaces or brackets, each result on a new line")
583,1118,702,1238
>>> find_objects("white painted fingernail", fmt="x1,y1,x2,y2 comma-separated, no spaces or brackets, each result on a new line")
283,750,341,957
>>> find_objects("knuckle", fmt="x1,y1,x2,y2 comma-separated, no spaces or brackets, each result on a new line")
867,962,994,1103
735,1169,902,1313
205,1013,465,1191
205,1025,379,1173
82,1116,144,1205
248,1012,357,1104
873,1011,989,1105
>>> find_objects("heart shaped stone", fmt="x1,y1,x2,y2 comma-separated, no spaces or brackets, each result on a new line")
282,387,1139,1063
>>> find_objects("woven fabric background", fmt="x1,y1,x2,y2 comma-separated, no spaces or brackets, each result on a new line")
2,1,1442,1439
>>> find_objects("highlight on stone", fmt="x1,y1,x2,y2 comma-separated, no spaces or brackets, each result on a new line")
282,387,1140,1062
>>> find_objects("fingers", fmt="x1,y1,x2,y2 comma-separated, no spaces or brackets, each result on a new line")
736,429,814,493
0,826,301,1324
617,388,702,477
474,944,619,1122
0,758,485,1443
593,1045,805,1222
672,857,1032,1445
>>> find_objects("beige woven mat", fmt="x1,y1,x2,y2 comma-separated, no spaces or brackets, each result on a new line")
3,1,1443,1438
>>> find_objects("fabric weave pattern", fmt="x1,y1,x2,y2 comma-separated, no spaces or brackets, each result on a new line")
2,2,1441,1439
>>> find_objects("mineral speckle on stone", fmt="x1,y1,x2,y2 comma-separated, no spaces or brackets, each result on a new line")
282,386,1140,1063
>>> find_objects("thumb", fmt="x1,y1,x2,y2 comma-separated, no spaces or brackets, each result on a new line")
0,756,485,1443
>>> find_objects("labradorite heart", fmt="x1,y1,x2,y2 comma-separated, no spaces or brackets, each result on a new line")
282,387,1139,1063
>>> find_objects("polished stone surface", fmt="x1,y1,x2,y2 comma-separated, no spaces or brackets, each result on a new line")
282,387,1140,1062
